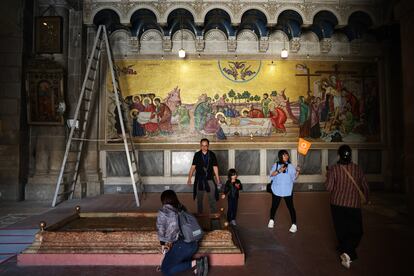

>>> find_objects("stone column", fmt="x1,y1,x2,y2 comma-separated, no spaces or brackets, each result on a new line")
0,0,25,200
395,0,414,221
26,0,73,200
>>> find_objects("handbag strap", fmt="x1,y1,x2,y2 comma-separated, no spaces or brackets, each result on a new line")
340,165,366,203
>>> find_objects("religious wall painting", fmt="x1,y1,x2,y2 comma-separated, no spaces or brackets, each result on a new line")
26,67,64,125
105,60,381,144
218,60,261,82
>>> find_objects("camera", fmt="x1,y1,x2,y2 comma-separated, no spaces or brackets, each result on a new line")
281,163,288,173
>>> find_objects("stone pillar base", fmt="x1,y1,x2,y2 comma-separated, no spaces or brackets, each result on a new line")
26,174,59,201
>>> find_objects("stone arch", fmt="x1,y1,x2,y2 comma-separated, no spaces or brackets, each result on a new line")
91,7,122,24
310,8,342,26
172,29,196,41
236,6,271,25
331,32,349,43
204,29,227,41
201,6,235,24
269,30,289,42
300,31,320,43
275,7,306,25
162,5,197,24
346,9,377,26
127,6,161,24
237,29,258,42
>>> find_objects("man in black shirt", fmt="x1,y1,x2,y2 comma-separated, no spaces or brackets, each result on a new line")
187,138,221,214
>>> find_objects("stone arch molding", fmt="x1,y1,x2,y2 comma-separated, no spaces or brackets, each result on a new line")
172,29,196,41
344,8,378,27
274,7,306,26
126,6,162,24
90,6,123,25
234,6,272,25
109,29,131,55
200,6,236,24
269,30,289,42
310,8,344,26
161,5,198,25
237,30,258,42
204,29,227,41
140,29,163,42
300,31,320,43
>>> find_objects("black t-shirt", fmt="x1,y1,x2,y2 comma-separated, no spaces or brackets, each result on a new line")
192,150,218,180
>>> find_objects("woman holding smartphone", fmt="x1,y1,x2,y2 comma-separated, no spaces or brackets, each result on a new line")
268,150,300,233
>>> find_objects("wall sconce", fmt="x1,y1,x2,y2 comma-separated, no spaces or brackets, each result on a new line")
178,15,185,58
281,24,291,59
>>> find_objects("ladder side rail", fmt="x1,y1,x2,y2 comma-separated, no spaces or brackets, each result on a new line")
52,25,104,207
102,26,140,207
68,49,103,199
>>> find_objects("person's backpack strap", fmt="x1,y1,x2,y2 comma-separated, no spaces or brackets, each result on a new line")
340,165,367,204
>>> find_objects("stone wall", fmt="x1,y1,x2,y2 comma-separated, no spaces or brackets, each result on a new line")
395,0,414,221
0,0,26,201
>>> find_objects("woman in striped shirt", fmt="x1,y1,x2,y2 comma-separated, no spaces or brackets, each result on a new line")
326,144,369,269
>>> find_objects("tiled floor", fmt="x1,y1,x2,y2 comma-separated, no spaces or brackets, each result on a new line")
0,192,412,276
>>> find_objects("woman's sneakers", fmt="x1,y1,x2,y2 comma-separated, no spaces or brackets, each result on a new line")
194,256,209,276
289,224,297,233
267,219,275,228
340,253,351,269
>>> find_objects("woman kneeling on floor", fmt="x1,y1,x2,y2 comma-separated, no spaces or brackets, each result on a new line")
156,189,208,276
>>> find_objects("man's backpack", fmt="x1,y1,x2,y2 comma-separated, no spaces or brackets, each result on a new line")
178,210,204,243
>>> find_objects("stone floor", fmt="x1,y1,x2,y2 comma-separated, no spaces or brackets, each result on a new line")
0,191,412,276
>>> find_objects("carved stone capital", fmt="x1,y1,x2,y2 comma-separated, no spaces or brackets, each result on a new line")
195,36,205,52
289,37,301,53
320,38,332,53
163,36,172,52
129,37,139,52
350,39,362,55
227,36,237,52
259,37,269,53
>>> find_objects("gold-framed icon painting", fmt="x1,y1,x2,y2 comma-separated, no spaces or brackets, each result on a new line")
35,16,63,53
26,68,64,125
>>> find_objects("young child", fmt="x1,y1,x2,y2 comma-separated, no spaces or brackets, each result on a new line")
222,168,243,226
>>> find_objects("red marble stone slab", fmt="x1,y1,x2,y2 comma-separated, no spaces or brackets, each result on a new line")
17,252,245,266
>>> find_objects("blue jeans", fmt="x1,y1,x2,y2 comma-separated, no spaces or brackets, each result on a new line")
161,239,198,276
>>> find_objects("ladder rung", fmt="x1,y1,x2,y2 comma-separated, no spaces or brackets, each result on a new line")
58,190,74,196
90,66,97,71
87,76,94,81
85,87,92,91
83,97,91,102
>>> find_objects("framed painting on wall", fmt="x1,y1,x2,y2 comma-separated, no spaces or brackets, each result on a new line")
26,68,64,125
35,16,63,53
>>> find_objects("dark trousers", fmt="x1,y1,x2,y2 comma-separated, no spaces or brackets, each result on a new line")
227,196,239,222
330,204,363,261
196,180,217,214
270,193,296,224
161,239,198,276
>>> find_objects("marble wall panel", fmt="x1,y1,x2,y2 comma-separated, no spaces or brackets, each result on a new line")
171,151,194,176
138,151,164,176
214,150,228,176
328,150,339,167
298,150,321,174
106,151,129,177
358,150,382,174
235,150,260,175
